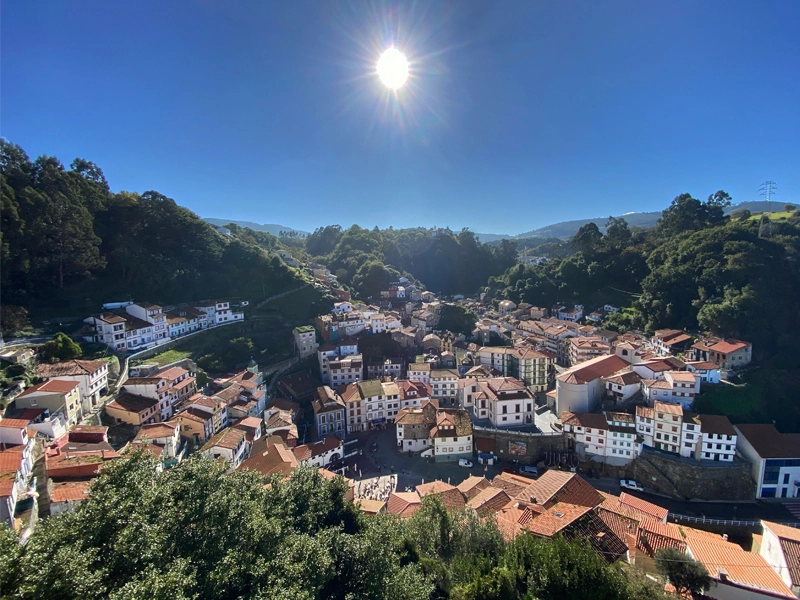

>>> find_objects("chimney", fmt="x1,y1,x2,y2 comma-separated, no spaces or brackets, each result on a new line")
718,568,728,582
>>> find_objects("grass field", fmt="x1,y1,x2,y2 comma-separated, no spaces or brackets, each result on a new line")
145,348,193,367
748,211,796,221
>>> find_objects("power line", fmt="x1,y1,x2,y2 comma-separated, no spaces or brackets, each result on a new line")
759,181,778,210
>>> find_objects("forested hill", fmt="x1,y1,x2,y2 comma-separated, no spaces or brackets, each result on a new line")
512,201,785,241
488,193,800,431
0,141,306,318
204,218,308,238
304,225,518,298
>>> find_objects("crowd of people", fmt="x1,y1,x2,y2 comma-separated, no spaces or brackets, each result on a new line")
354,474,396,502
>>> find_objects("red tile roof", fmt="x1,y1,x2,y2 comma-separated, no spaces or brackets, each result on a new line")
525,502,591,537
386,492,422,517
467,487,511,517
682,525,794,598
735,424,800,459
618,492,668,522
17,379,79,397
50,480,91,503
709,339,750,354
416,481,466,510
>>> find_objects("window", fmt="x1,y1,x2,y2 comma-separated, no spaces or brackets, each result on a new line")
784,473,790,485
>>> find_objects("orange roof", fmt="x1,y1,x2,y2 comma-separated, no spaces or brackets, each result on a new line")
557,355,629,385
653,401,683,416
467,487,511,517
456,476,490,500
0,419,31,429
50,480,91,503
524,502,591,537
18,379,79,397
682,526,794,598
709,339,750,354
416,481,466,510
386,492,422,517
619,492,668,522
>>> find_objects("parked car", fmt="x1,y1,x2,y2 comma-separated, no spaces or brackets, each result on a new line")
500,465,516,474
458,458,474,468
518,465,538,478
620,479,644,492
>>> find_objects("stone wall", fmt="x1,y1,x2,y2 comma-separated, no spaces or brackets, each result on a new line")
623,449,756,501
474,428,571,466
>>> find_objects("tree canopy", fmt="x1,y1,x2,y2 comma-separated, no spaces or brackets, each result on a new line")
0,141,307,317
0,454,674,600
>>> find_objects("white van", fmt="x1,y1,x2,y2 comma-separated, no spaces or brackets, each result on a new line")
519,465,538,478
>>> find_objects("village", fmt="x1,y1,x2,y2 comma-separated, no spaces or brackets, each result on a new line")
0,277,798,599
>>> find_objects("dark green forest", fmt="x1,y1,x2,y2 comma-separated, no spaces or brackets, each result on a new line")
0,454,674,600
305,224,518,298
0,141,305,320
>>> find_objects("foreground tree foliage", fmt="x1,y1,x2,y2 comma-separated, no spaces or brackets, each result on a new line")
655,547,711,597
0,454,674,600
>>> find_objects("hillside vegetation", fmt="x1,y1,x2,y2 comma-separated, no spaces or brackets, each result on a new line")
305,225,517,297
0,141,310,320
489,192,800,431
0,453,673,600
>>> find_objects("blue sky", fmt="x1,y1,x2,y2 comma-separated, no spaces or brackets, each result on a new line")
2,1,798,234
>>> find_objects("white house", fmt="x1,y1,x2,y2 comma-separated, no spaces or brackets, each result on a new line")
473,377,535,427
395,401,438,453
292,435,343,468
429,369,459,403
553,354,629,414
201,427,248,469
35,359,109,414
430,409,473,463
397,380,432,409
408,362,432,384
760,520,800,597
602,370,642,403
685,361,721,384
641,371,700,409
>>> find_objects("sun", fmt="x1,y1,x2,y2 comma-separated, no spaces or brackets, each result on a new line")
376,47,409,90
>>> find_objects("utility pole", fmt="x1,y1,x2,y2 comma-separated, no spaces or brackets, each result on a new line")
759,181,778,211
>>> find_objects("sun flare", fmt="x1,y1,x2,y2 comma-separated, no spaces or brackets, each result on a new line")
376,47,409,90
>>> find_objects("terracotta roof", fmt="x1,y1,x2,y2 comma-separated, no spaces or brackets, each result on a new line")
557,355,629,385
0,419,31,429
106,393,159,414
682,525,794,598
619,492,668,522
35,359,107,378
416,481,466,510
457,476,491,500
653,401,683,416
636,405,654,419
291,435,342,462
561,412,609,430
525,502,591,537
686,361,719,370
518,471,604,509
605,411,634,424
238,436,297,476
0,451,23,473
736,424,800,459
603,371,642,386
709,339,750,354
491,472,537,497
134,422,177,440
50,480,91,503
18,379,79,397
762,521,800,586
386,491,422,517
467,487,511,517
666,371,699,382
203,428,246,451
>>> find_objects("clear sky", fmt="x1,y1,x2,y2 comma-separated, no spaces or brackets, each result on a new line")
2,1,798,234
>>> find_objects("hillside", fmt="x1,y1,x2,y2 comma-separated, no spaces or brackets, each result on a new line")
204,218,308,238
0,141,317,322
511,201,791,240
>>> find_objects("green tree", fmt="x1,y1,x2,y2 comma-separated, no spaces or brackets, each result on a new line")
655,547,710,596
0,304,29,336
604,216,632,250
437,304,478,337
40,332,83,362
571,222,603,255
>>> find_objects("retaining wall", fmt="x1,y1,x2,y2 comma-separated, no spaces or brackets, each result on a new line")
474,428,570,465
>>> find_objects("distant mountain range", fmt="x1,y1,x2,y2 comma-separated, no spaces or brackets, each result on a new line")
204,218,309,237
482,200,789,242
208,200,789,244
